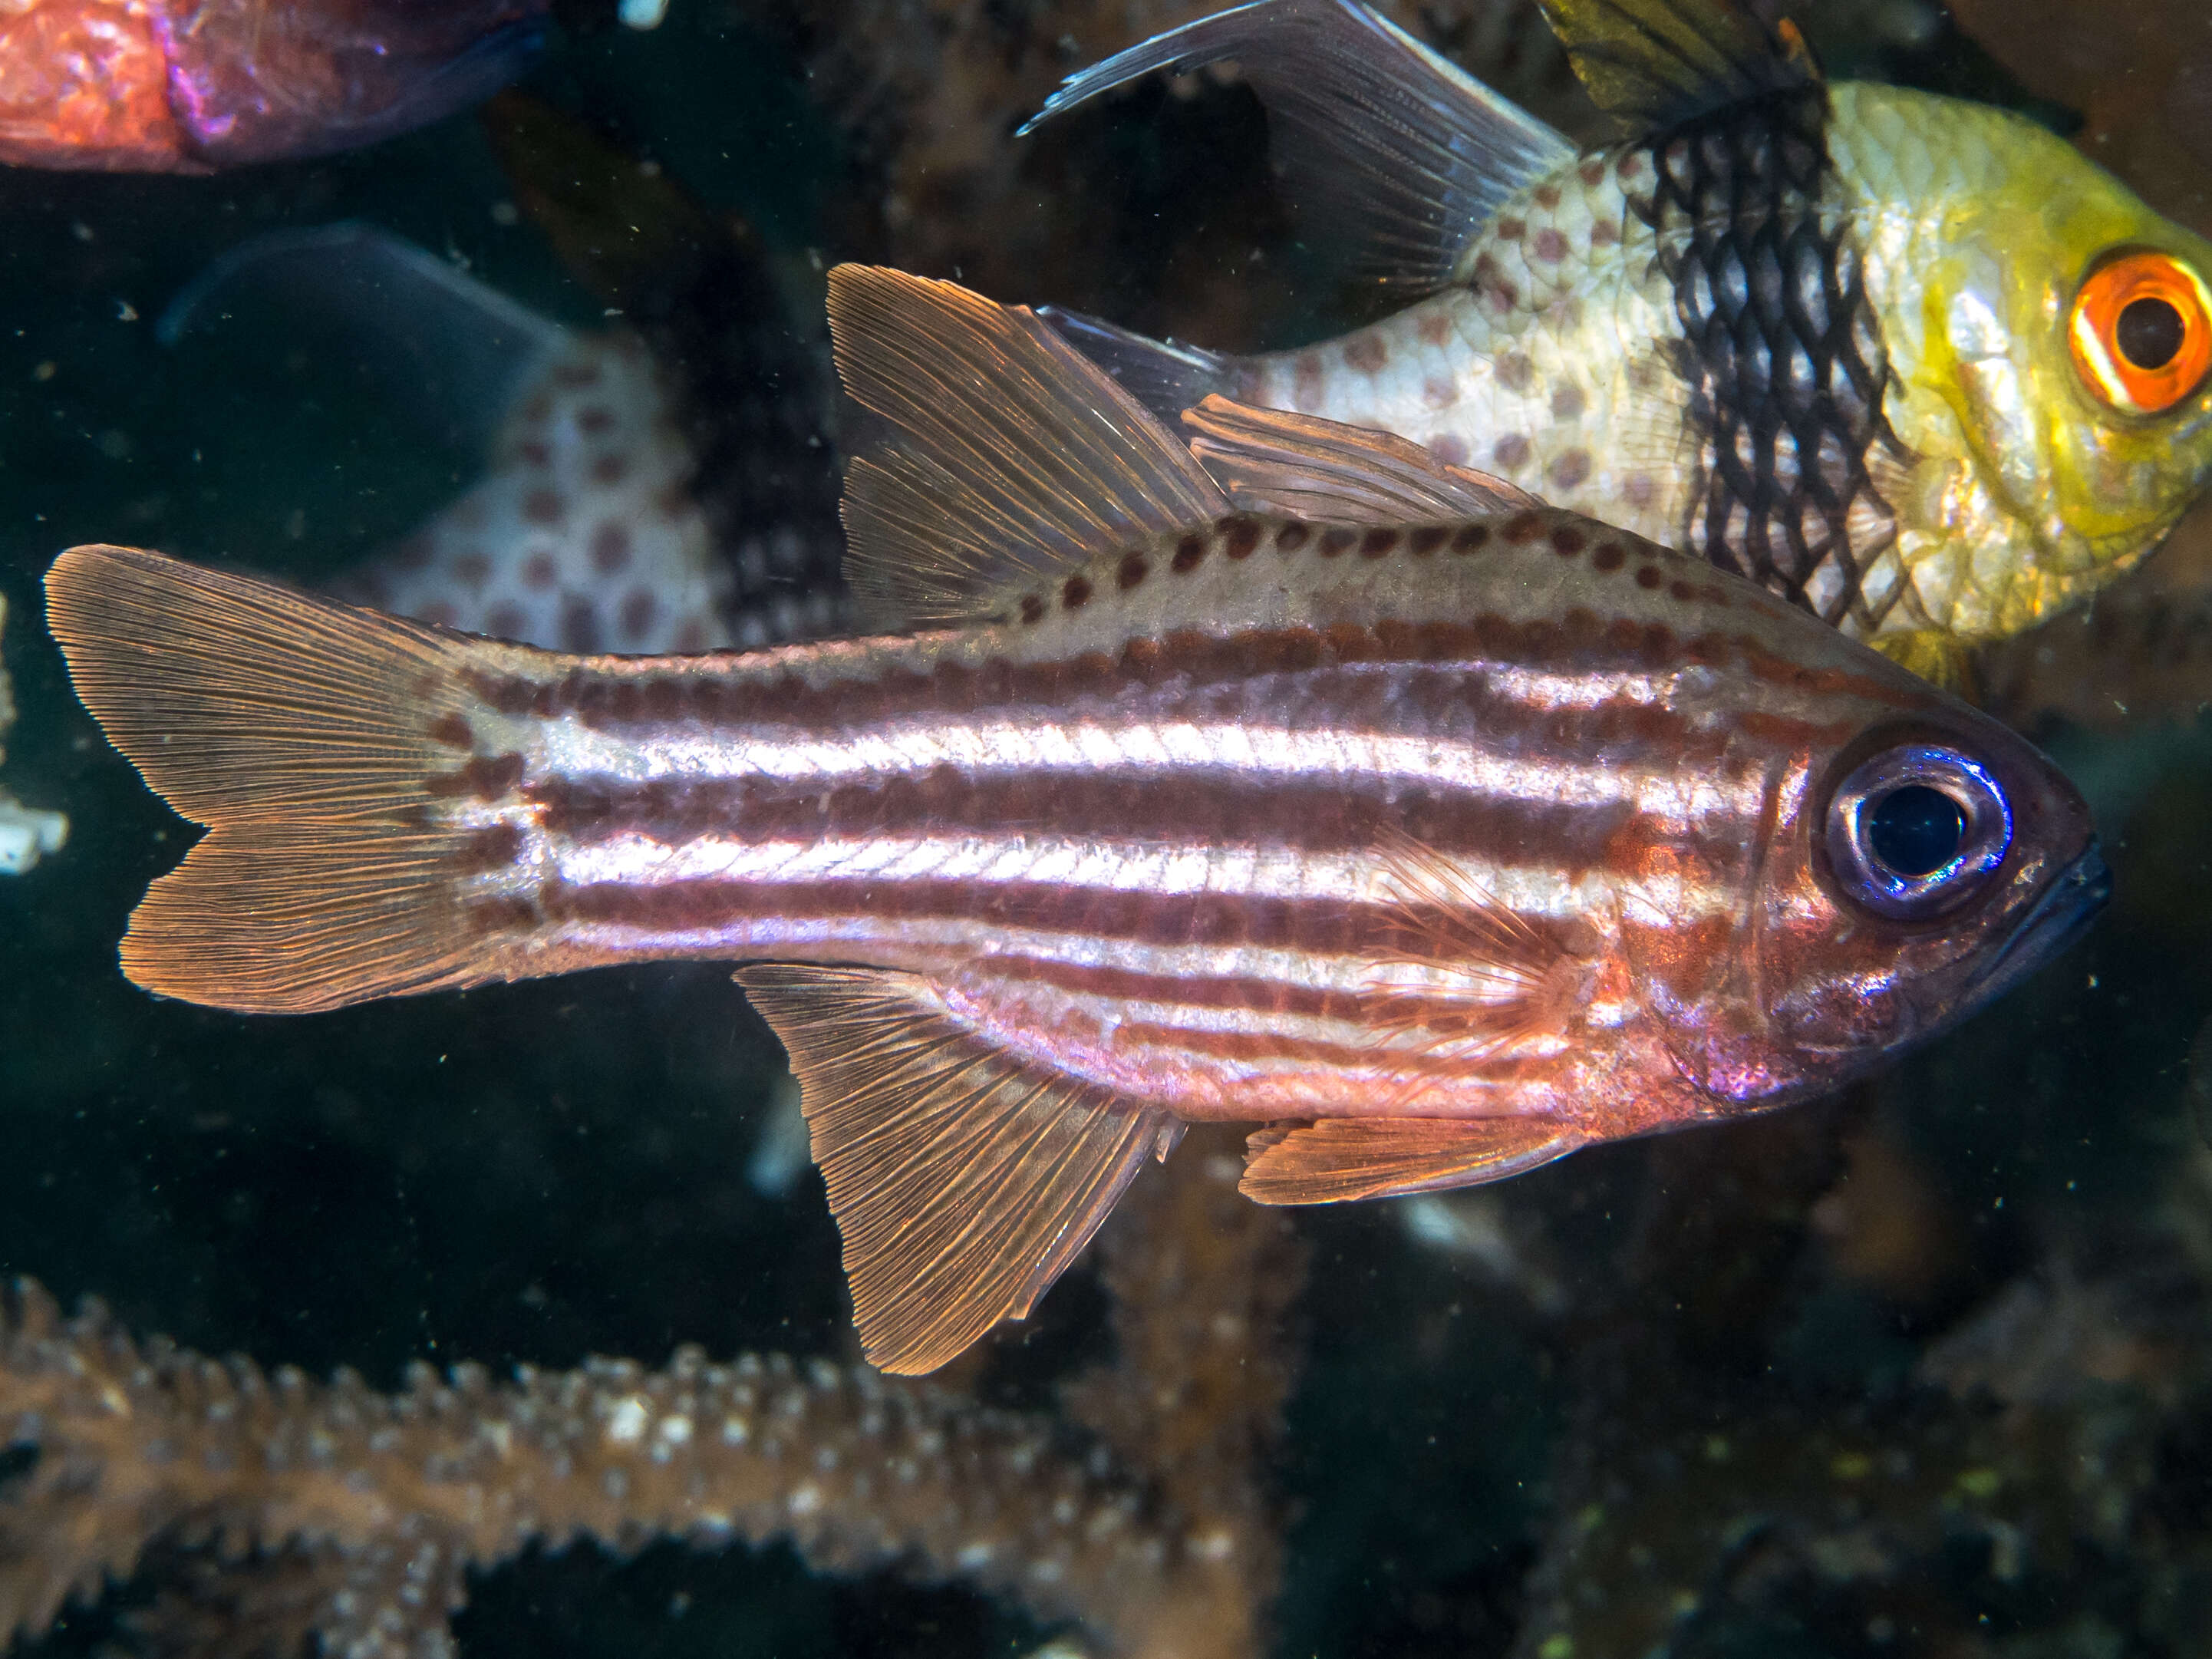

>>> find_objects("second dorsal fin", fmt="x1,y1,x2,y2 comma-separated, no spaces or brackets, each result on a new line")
826,265,1228,630
1182,395,1540,523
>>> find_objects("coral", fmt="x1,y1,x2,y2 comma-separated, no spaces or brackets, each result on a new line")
0,1126,1300,1659
1502,1077,2212,1659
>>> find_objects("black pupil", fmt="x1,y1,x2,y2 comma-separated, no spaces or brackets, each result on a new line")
2117,295,2185,371
1866,785,1967,879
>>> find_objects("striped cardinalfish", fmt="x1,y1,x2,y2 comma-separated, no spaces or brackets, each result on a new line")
1023,0,2212,688
47,267,2107,1375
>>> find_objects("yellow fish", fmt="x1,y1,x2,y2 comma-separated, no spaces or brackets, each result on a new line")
1024,0,2212,685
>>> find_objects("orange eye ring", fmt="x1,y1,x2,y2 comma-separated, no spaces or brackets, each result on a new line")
2069,249,2212,416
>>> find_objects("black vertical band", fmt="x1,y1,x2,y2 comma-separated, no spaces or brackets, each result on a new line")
1635,90,1912,630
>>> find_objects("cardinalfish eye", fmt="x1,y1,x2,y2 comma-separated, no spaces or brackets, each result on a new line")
2069,249,2212,416
1824,744,2014,922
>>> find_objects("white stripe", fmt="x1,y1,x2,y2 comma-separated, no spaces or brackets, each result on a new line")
545,829,1736,920
524,714,1763,823
538,836,1739,985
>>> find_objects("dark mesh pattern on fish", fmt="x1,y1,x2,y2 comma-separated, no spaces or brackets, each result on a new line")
1637,90,1910,630
631,235,851,642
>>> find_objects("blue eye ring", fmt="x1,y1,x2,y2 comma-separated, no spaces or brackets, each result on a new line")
1825,744,2013,921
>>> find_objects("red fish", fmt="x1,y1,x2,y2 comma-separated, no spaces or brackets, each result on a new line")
46,267,2105,1374
0,0,543,171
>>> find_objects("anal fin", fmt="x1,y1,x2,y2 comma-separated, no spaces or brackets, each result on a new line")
1242,1116,1579,1205
736,963,1173,1374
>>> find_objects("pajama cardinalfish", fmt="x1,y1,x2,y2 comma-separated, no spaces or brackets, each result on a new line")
1025,0,2212,684
47,268,2107,1375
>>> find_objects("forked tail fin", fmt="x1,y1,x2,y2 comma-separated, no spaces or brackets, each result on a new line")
45,545,539,1014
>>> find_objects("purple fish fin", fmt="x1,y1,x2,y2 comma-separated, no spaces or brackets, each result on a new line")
1033,305,1247,423
1535,0,1819,129
1241,1116,1579,1204
160,223,571,463
736,963,1173,1375
44,545,544,1014
1021,0,1572,292
163,3,548,167
1182,394,1541,522
827,266,1228,630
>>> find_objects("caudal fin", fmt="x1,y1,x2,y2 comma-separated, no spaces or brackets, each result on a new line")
45,545,540,1014
1034,305,1251,423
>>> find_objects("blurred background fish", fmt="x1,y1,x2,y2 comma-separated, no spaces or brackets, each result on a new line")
1025,0,2212,690
157,97,849,655
0,0,550,172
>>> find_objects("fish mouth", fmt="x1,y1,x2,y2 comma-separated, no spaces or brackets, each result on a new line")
1958,839,2111,1018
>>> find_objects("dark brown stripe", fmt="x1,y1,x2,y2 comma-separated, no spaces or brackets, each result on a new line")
427,711,475,750
544,875,1389,952
450,823,527,875
463,614,1904,744
426,751,525,801
528,769,1659,872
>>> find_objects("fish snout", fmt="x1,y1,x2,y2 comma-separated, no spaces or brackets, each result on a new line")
1962,837,2111,1012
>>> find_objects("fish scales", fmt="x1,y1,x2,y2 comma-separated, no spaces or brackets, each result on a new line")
425,509,1921,1133
46,266,2106,1374
1238,88,1913,632
1029,0,2212,682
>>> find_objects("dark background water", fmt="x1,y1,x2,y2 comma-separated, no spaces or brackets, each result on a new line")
4,3,2212,1656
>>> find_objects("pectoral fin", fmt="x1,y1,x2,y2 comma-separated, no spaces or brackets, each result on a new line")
736,963,1174,1374
1182,395,1539,523
1241,1116,1579,1204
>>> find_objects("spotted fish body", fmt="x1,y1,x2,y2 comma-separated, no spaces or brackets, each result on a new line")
340,331,742,655
45,269,2105,1374
1032,0,2212,675
164,225,852,658
333,317,848,658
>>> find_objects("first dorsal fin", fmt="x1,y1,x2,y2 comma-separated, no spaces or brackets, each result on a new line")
1182,394,1540,523
1241,1116,1580,1203
1535,0,1820,129
1020,0,1574,293
735,963,1175,1374
826,265,1228,631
